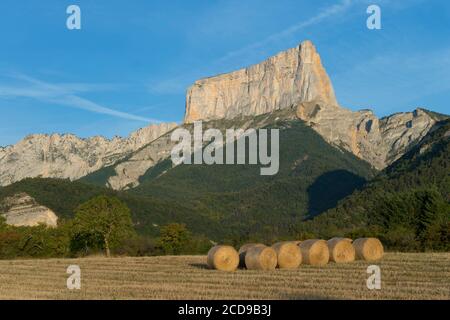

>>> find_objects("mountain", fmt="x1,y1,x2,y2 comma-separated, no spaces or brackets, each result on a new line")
125,110,378,240
184,40,439,168
0,123,177,186
0,40,444,193
0,111,377,241
300,119,450,250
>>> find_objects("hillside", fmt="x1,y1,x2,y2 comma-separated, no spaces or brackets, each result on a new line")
124,114,377,242
0,123,177,186
301,119,450,250
1,37,447,248
1,112,377,242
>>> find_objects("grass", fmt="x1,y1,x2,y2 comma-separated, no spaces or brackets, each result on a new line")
0,252,448,300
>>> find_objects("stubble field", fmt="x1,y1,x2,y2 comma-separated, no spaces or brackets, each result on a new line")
0,252,448,300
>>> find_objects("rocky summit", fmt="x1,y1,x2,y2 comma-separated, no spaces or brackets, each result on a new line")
0,193,58,227
184,40,337,123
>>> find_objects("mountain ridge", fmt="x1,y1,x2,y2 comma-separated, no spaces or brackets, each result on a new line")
0,122,177,186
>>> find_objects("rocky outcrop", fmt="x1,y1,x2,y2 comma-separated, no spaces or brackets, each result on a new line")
0,193,58,227
296,102,437,169
0,123,177,186
185,40,337,123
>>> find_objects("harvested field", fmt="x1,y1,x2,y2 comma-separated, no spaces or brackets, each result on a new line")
0,252,448,300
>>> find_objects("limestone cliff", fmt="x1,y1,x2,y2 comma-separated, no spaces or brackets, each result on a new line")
185,40,337,123
0,123,177,186
295,102,437,169
0,193,58,227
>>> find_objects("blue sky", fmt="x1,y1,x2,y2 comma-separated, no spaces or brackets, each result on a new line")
0,0,449,146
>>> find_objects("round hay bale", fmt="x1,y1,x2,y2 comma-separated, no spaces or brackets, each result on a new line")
245,245,277,270
207,245,239,272
272,241,302,269
238,243,264,268
353,238,384,261
327,238,355,263
299,239,329,266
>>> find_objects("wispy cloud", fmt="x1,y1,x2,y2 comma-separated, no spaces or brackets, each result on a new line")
0,74,159,123
217,0,355,63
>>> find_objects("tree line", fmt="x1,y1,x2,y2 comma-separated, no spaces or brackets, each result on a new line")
0,195,211,259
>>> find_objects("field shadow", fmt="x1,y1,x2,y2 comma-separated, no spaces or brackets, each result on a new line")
189,263,209,270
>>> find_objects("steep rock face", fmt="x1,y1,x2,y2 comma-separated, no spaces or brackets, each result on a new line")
185,40,337,123
296,102,436,169
106,132,176,190
0,123,177,186
0,193,58,227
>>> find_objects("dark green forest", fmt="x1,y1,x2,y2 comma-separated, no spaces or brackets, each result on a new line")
298,120,450,251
